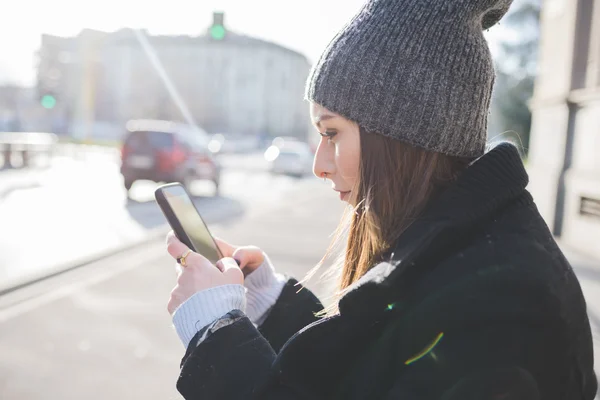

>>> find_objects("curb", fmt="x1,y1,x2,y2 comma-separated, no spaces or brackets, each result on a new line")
0,225,169,297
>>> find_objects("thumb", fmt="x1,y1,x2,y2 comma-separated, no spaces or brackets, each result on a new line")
232,246,264,270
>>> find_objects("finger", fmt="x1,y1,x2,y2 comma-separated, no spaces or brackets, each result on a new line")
214,259,225,272
167,286,183,315
216,257,242,273
231,247,264,269
166,230,176,244
215,257,231,272
166,234,211,271
214,237,236,258
173,261,183,276
218,258,244,284
166,234,189,260
231,248,250,269
181,251,213,271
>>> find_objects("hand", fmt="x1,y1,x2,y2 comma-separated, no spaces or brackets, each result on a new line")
166,231,243,315
215,238,265,277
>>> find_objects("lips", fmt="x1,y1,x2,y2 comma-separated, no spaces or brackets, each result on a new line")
332,185,351,201
336,190,351,201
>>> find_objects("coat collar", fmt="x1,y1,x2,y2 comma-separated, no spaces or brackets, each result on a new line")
338,142,529,317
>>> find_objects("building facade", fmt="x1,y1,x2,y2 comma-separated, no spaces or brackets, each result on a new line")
0,85,53,132
528,0,600,258
37,13,312,142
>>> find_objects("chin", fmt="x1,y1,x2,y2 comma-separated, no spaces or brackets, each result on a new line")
339,191,351,202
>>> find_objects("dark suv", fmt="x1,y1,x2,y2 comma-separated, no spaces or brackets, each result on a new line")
120,128,220,195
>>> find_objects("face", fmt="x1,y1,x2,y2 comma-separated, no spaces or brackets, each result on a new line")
311,103,361,203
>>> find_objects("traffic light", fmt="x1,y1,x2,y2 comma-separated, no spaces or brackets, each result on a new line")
210,24,226,40
209,12,226,40
41,94,57,109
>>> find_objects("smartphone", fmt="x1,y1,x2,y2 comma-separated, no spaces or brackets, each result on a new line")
155,182,223,264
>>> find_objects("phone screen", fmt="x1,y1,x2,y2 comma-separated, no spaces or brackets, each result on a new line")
162,185,222,264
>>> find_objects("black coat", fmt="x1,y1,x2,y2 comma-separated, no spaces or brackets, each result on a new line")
176,144,597,400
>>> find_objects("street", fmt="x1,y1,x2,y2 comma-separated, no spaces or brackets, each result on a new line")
0,150,598,399
0,163,344,399
0,147,308,292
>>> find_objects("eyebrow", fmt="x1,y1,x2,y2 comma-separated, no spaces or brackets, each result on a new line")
313,114,337,128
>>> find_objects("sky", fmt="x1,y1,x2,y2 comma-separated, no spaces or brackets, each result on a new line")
0,0,505,86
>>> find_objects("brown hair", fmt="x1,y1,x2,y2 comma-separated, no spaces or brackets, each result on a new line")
306,127,474,316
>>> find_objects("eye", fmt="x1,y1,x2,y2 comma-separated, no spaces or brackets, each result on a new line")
319,130,337,144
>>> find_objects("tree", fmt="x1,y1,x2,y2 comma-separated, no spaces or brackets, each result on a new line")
493,0,541,156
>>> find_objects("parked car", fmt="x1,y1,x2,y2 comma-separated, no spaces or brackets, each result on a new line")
267,142,314,178
120,124,220,195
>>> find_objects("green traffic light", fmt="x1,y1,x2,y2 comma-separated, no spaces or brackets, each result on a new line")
210,24,226,40
41,95,56,109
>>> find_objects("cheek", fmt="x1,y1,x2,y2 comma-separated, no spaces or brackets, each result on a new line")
336,141,360,185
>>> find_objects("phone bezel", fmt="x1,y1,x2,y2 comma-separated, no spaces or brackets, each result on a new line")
154,182,224,260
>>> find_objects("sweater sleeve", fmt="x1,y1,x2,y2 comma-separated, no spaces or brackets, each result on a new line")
243,253,288,325
172,284,246,348
175,279,324,399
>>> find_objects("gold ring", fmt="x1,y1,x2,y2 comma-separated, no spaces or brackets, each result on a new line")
177,250,192,267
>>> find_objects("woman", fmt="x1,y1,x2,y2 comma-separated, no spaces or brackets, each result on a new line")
165,0,597,399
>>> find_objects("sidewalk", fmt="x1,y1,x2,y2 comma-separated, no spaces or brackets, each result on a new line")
0,143,93,199
0,177,340,400
0,150,149,294
0,166,47,200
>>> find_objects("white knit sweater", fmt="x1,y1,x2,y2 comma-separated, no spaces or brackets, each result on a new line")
172,253,287,348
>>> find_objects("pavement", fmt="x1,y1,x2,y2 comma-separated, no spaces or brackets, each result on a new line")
0,156,52,200
0,172,343,400
0,147,598,399
0,148,297,293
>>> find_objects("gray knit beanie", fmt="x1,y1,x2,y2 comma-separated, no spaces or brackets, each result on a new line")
305,0,514,158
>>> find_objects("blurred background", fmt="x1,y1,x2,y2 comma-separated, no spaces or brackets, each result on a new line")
0,0,598,399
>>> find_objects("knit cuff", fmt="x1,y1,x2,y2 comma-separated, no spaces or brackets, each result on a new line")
172,284,246,348
244,253,287,324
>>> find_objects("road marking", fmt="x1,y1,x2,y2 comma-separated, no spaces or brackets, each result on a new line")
0,243,164,323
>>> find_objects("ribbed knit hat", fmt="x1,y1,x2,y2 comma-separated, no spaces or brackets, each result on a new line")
305,0,514,158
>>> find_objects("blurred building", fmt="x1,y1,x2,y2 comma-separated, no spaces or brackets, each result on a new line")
0,85,50,132
0,85,24,131
36,12,311,142
528,0,600,258
37,29,106,137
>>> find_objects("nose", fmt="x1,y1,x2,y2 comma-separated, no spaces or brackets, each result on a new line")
313,137,334,179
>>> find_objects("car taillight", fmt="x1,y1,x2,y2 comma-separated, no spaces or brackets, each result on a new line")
197,154,214,166
121,144,130,160
172,144,186,163
157,143,186,172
